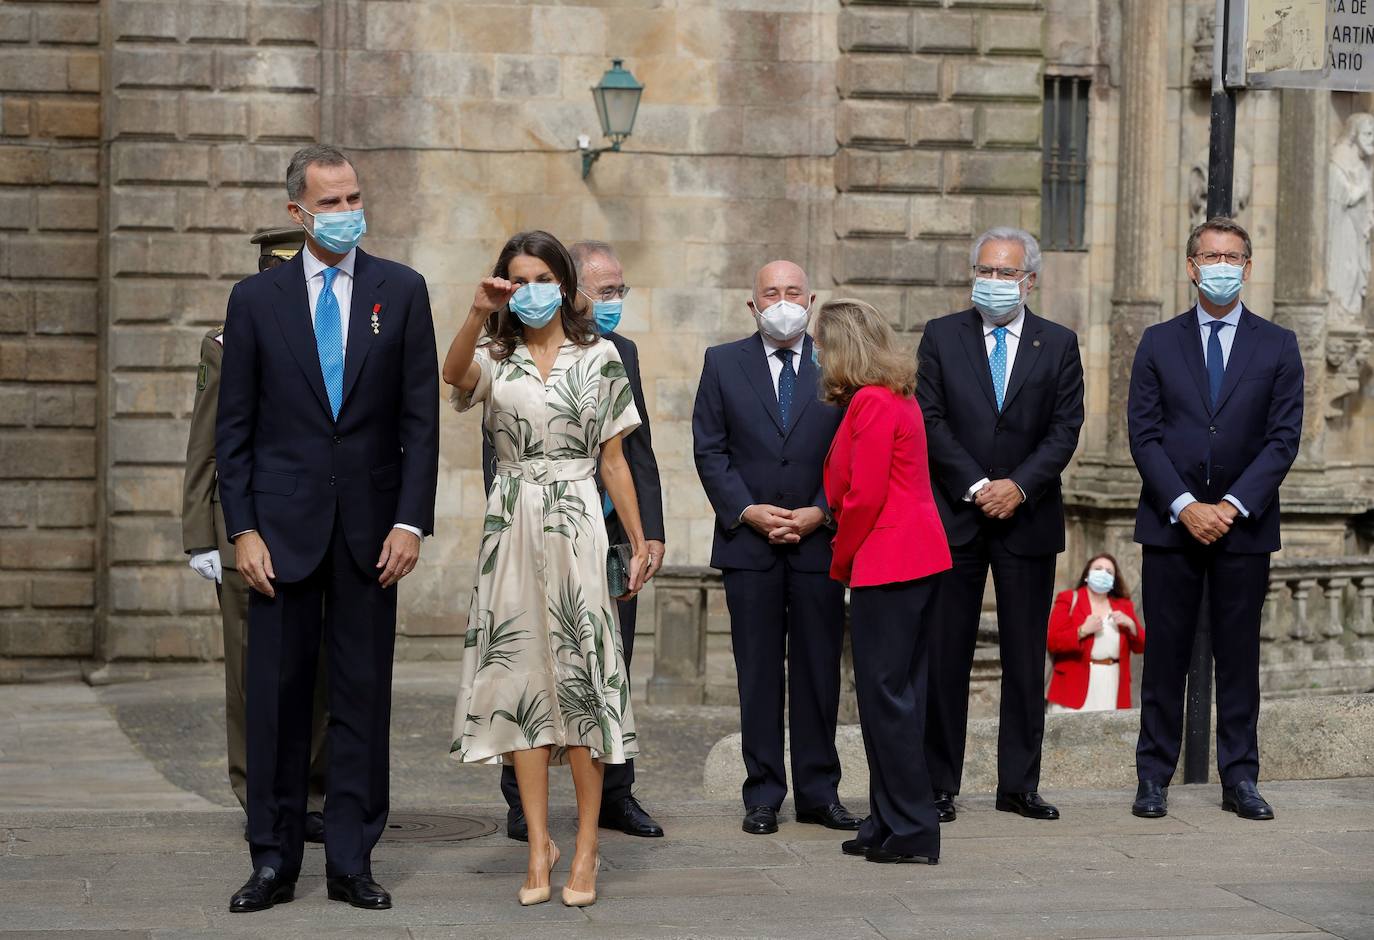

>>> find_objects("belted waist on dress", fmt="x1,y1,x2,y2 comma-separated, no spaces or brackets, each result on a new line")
494,458,597,484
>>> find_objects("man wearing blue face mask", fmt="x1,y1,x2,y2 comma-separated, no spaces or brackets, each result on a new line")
1127,217,1302,822
217,145,439,913
916,227,1084,824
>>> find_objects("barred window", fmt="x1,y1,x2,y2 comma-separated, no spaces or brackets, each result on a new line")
1042,76,1090,251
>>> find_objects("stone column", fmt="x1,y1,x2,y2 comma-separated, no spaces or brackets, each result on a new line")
1106,0,1168,464
647,567,713,706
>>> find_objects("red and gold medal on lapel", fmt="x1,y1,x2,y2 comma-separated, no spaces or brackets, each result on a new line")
371,303,381,335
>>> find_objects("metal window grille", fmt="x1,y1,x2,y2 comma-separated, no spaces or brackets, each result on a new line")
1042,76,1090,251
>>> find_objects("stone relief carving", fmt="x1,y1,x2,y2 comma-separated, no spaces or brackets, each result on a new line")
1189,145,1253,226
1327,113,1374,319
1326,328,1373,419
1191,6,1216,86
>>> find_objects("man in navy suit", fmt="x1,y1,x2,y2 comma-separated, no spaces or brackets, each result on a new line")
693,260,861,836
1128,217,1302,821
917,227,1083,823
217,145,439,912
485,240,667,842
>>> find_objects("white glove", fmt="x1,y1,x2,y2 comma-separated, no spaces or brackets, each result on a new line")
190,550,222,584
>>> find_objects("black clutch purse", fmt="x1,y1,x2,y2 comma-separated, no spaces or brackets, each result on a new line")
607,543,632,597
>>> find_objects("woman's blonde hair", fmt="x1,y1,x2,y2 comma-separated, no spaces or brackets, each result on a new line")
814,298,916,406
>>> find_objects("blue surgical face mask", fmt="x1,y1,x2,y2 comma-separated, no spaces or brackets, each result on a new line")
297,205,366,255
1086,569,1115,595
971,276,1025,323
1194,262,1244,306
509,281,563,328
590,299,623,334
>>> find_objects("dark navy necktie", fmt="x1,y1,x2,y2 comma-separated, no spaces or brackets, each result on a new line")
1206,320,1226,407
775,349,796,431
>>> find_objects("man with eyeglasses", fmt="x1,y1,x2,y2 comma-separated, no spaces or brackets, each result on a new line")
481,239,667,841
916,226,1084,824
1127,217,1302,822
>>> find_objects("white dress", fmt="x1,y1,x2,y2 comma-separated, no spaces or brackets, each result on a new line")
1046,606,1121,714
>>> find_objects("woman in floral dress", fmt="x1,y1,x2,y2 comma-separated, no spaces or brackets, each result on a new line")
442,230,649,908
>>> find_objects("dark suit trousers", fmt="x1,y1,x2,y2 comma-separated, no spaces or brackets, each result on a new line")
246,515,397,879
925,533,1055,794
501,595,639,810
723,559,846,812
850,578,940,859
1136,545,1269,787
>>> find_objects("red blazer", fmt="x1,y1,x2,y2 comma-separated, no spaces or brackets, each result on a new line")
1046,586,1145,710
824,386,951,587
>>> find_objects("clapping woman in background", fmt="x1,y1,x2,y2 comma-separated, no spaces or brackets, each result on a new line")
1046,553,1145,713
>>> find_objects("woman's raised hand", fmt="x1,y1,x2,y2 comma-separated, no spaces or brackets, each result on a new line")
471,276,518,317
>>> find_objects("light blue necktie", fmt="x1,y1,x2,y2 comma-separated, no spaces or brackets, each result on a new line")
315,267,344,419
989,326,1008,411
1206,320,1226,407
776,349,796,431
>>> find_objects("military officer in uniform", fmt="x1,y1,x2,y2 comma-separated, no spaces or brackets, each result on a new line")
182,227,329,841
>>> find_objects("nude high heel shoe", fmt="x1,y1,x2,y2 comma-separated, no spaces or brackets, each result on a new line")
561,854,600,907
517,839,559,906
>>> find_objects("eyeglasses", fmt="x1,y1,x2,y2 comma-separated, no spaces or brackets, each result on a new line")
1192,251,1248,265
972,266,1027,280
580,285,631,301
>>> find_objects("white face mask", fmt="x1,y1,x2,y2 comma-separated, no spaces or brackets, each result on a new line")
753,299,809,343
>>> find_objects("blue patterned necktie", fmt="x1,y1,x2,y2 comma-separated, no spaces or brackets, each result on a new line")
315,266,344,419
775,349,796,431
989,326,1008,411
1206,320,1226,407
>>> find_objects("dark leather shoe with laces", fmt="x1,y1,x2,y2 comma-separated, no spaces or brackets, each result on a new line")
795,802,863,831
933,790,957,823
865,845,939,865
229,867,295,913
742,805,779,835
506,804,528,842
327,874,392,910
304,811,325,844
841,838,868,857
1222,780,1274,820
1132,781,1169,818
600,795,664,837
995,791,1060,820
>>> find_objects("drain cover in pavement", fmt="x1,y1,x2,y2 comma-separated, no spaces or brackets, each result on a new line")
381,813,498,842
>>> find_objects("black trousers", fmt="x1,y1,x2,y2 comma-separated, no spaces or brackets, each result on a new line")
924,533,1056,794
246,516,397,879
501,595,639,810
1136,545,1269,787
722,560,846,812
851,578,940,859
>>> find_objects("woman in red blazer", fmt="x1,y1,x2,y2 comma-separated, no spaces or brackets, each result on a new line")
817,299,951,866
1046,553,1145,712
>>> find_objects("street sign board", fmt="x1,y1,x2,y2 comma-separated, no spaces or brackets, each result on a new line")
1226,0,1374,90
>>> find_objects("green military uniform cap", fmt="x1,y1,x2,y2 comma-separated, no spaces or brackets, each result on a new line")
251,226,306,269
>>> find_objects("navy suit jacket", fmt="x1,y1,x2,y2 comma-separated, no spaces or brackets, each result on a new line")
215,249,440,583
692,332,840,573
1128,305,1303,554
480,330,665,544
915,306,1084,555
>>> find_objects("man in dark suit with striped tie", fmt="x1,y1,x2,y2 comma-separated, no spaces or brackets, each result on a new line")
693,260,861,836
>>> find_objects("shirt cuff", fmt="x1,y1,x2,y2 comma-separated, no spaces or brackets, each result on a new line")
734,505,753,530
1169,493,1196,524
1221,494,1249,518
393,523,425,539
230,529,255,541
963,478,990,502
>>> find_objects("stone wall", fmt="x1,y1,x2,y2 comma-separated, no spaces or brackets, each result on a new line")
0,0,102,678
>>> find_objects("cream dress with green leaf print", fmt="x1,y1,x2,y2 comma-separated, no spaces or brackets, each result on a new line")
449,336,641,766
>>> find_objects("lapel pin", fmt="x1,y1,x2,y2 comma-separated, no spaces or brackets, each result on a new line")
1033,339,1041,347
371,303,381,335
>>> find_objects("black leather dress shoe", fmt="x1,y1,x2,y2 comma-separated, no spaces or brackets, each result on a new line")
304,811,325,844
1131,781,1169,818
327,874,392,910
506,805,528,842
742,805,779,835
229,867,295,913
933,790,957,823
600,795,665,837
795,802,863,831
841,838,867,857
1222,780,1275,820
995,791,1060,820
865,845,938,865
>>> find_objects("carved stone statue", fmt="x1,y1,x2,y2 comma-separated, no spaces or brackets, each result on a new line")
1189,144,1253,227
1327,113,1374,319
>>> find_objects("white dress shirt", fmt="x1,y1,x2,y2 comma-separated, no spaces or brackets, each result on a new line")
965,307,1027,502
1168,302,1248,524
760,332,806,396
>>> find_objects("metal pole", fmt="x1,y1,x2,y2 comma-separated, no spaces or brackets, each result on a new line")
1184,0,1238,786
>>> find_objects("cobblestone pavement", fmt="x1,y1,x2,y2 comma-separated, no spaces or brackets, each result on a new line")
1,668,1371,938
